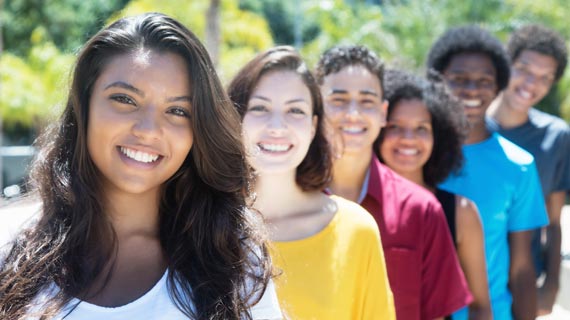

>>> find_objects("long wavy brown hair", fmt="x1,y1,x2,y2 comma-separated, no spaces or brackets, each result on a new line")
0,13,271,319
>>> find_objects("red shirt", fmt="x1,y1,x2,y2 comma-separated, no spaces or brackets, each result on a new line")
361,157,472,319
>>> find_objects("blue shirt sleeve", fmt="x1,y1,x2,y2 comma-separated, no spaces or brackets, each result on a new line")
508,159,549,232
552,128,570,192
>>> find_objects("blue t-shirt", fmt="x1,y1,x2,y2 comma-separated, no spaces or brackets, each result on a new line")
487,108,570,274
440,133,548,320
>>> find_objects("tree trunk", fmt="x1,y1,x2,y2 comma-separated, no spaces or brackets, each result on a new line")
205,0,221,68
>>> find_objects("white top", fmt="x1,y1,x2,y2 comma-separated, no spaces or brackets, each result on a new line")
29,270,282,320
0,202,282,319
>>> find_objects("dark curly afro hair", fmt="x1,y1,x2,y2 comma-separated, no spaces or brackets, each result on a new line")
314,45,385,96
507,24,568,82
427,25,511,91
375,69,468,188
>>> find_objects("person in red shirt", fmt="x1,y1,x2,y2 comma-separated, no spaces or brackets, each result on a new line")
315,45,472,320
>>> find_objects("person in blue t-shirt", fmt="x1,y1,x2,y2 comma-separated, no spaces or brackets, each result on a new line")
427,25,549,320
486,24,570,316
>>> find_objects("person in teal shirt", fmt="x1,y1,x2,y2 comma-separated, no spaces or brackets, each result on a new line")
427,25,549,320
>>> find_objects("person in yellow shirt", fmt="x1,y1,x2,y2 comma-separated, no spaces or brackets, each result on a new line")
228,46,395,319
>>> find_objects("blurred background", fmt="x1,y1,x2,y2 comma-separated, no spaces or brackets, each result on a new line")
1,0,569,197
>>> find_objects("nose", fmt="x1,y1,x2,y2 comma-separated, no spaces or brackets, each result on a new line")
267,112,287,135
397,127,416,140
346,100,361,118
132,106,162,140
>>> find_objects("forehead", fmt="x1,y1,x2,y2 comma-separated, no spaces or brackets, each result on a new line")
391,98,431,120
322,64,382,94
514,50,558,71
252,70,311,98
444,52,497,76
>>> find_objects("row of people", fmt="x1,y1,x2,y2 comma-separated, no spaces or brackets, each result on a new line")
1,12,569,320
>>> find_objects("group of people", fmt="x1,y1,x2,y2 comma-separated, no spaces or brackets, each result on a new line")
0,11,568,320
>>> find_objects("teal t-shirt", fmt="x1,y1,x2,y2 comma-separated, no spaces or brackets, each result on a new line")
440,133,548,320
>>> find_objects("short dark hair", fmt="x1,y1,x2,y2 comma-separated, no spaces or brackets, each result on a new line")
314,45,385,96
427,25,511,91
375,69,467,188
227,46,332,192
507,24,568,82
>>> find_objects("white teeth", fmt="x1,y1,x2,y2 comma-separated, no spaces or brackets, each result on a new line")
342,126,365,133
518,89,532,99
259,143,290,152
462,99,481,108
398,148,419,156
120,147,160,163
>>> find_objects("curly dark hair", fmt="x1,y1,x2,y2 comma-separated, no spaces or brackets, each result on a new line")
374,69,468,188
0,13,270,320
427,25,511,91
227,46,332,192
314,45,385,96
507,24,568,82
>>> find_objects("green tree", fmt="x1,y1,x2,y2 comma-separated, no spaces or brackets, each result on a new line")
2,0,130,55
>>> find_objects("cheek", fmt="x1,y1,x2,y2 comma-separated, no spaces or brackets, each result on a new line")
379,136,395,159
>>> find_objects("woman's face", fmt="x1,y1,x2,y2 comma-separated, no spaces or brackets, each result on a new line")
242,70,316,176
380,98,433,177
87,50,193,196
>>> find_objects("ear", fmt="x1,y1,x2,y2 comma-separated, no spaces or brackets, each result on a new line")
380,99,389,127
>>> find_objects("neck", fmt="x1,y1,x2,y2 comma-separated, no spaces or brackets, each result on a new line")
465,121,491,144
397,169,429,190
103,189,161,239
330,148,372,202
487,93,529,129
253,171,315,220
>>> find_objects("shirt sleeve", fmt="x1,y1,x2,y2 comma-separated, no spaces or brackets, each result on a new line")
508,159,549,232
552,128,570,192
249,278,283,320
421,200,473,319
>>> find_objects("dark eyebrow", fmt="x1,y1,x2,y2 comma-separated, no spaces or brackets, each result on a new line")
250,95,271,102
285,98,309,104
328,89,348,95
359,90,378,97
167,96,192,103
104,81,144,97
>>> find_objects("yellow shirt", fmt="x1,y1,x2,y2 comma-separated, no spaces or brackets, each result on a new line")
270,195,395,320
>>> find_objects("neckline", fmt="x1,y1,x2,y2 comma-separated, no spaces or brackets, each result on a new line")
273,195,342,248
66,270,170,313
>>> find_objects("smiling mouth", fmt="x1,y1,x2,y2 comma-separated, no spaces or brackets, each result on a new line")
120,146,161,163
397,148,419,156
258,143,293,153
341,126,366,134
462,99,482,108
516,88,533,100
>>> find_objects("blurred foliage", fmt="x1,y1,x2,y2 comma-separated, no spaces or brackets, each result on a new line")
2,0,130,55
1,29,74,139
239,0,320,46
111,0,273,81
2,0,570,141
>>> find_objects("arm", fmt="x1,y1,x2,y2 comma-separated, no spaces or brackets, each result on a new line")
537,190,565,316
455,197,492,320
509,231,536,320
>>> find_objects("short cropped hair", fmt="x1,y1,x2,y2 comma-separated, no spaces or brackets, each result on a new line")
507,24,568,82
427,25,511,91
375,69,468,188
314,45,385,96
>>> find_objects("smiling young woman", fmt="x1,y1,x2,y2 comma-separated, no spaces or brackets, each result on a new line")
0,13,281,320
227,46,395,319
